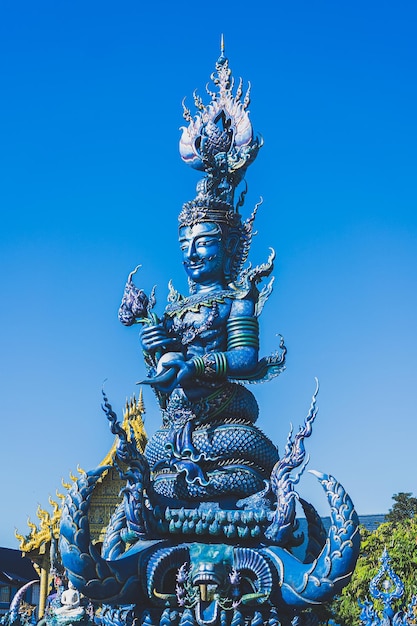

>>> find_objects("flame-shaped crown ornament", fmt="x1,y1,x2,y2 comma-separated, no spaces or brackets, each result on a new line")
179,38,263,227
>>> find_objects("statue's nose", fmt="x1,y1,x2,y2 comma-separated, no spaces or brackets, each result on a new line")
185,240,198,260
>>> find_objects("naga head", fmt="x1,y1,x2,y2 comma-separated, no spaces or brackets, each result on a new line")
148,543,273,626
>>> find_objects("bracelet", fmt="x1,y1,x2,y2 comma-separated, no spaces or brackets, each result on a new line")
227,316,259,351
191,355,205,376
190,352,228,378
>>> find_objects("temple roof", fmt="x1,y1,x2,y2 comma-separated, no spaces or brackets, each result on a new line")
0,547,39,586
16,393,147,554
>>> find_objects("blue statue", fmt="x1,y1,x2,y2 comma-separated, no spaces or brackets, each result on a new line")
59,43,360,626
118,45,285,506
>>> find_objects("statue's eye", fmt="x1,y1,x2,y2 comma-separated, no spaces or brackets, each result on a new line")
196,237,219,247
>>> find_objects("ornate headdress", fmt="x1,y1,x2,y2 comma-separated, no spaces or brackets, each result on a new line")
178,38,263,230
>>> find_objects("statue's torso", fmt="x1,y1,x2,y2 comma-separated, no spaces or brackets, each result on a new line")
165,296,233,357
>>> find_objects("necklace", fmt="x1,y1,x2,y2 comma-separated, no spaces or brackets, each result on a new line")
165,289,235,318
171,301,219,345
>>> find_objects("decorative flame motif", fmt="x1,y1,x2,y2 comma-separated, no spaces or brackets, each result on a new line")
179,43,262,227
180,51,258,173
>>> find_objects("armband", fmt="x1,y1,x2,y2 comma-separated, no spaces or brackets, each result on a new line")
190,352,228,378
227,316,259,350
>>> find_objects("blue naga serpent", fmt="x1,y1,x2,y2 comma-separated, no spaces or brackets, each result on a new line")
59,385,360,624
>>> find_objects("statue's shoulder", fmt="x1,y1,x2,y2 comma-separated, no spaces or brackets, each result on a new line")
230,296,256,317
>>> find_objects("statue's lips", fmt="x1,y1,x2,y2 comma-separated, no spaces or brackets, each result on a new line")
183,255,216,272
184,261,205,270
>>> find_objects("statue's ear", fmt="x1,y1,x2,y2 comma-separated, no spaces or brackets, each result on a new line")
225,234,239,256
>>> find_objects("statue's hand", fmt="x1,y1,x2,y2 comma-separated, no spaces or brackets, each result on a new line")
164,356,195,390
140,323,170,353
141,352,195,393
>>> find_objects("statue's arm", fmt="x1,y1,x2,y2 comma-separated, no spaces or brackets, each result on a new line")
141,298,260,391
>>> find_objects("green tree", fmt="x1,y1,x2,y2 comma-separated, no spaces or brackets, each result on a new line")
385,492,417,522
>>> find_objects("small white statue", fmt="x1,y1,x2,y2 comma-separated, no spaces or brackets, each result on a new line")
53,581,84,622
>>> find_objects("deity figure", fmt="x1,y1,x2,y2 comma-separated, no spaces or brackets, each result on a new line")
119,48,286,506
140,217,261,399
54,582,81,615
47,581,85,626
59,44,360,626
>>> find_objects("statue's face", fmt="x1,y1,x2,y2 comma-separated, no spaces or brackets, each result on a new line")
179,222,225,285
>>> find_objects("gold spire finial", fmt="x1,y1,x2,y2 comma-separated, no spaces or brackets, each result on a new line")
61,477,71,490
27,517,37,534
137,387,145,414
220,33,225,55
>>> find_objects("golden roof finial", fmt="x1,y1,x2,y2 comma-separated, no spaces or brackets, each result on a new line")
37,504,50,527
137,388,145,414
27,517,37,534
124,396,133,420
220,33,225,55
56,488,65,502
61,477,71,490
49,495,60,517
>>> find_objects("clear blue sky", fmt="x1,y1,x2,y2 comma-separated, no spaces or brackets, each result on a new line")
1,1,416,548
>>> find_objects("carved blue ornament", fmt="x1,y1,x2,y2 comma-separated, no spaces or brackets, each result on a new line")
359,548,417,626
